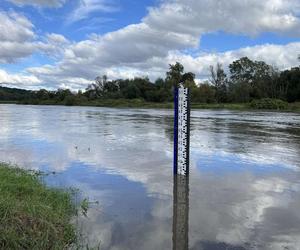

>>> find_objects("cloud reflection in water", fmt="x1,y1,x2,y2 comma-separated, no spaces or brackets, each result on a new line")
0,105,300,249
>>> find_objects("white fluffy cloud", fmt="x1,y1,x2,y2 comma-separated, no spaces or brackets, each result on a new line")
37,33,70,58
145,0,300,37
0,11,36,63
2,0,300,89
26,41,300,89
0,11,70,64
7,0,66,8
0,69,41,88
166,42,300,79
25,0,300,89
0,11,34,42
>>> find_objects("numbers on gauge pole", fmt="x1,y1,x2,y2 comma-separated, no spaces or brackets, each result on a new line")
174,84,190,176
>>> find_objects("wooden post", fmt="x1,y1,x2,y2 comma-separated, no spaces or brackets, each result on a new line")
173,175,189,250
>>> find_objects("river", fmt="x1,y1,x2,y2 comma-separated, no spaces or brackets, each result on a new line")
0,104,300,250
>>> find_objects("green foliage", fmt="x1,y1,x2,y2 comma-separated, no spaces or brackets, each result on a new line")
64,95,78,106
288,102,300,111
0,86,35,101
166,62,184,87
0,56,300,108
191,82,216,103
250,98,288,110
0,163,77,249
228,57,278,102
165,62,196,89
191,103,247,110
80,198,89,217
279,67,300,102
210,63,228,103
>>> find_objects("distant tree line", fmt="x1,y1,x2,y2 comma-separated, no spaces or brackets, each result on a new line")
0,56,299,105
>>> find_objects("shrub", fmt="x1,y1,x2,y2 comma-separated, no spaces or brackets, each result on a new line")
250,98,288,110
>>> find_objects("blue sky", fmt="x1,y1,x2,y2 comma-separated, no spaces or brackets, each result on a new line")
0,0,300,90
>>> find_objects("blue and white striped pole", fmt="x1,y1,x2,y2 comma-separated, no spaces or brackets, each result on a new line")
173,83,191,176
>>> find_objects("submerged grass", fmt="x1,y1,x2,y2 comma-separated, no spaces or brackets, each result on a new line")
0,163,77,249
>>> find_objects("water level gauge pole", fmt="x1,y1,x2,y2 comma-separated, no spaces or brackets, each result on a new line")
174,83,191,176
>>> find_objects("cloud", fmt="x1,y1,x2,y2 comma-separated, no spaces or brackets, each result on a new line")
0,11,34,42
46,33,69,44
67,0,119,24
0,11,37,63
7,0,66,8
166,42,300,78
0,69,41,88
3,0,300,89
37,33,70,59
0,10,70,64
26,41,300,90
145,0,300,37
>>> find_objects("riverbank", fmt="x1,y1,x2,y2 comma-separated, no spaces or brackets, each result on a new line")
1,99,300,111
0,163,77,249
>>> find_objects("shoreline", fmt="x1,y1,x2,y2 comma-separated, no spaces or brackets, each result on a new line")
1,100,300,112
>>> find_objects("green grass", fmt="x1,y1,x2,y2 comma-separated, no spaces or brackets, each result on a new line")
191,102,249,110
250,98,288,110
0,163,77,249
0,101,17,104
288,102,300,111
1,98,300,111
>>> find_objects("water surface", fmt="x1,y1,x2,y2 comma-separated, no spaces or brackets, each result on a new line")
0,104,300,250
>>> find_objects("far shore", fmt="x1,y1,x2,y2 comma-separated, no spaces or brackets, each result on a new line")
1,99,300,112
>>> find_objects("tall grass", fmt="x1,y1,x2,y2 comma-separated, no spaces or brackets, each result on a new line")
0,163,77,249
2,98,300,111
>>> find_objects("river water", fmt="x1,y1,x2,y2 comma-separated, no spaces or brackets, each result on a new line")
0,104,300,250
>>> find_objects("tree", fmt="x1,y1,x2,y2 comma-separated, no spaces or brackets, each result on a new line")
123,82,141,99
105,80,120,94
279,67,300,102
154,78,165,88
131,77,154,100
166,62,184,89
229,57,254,102
166,62,196,88
210,63,228,103
86,75,108,98
55,89,73,101
268,66,280,99
229,57,255,84
228,57,277,102
36,89,50,100
192,82,216,103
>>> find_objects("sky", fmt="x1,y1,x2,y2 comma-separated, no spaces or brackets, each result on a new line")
0,0,300,90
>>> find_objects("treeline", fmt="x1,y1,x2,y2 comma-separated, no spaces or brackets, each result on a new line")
208,57,300,103
0,56,299,105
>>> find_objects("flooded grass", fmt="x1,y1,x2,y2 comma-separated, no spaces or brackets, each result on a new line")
0,163,77,249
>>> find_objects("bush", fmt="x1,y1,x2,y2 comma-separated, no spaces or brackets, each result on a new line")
64,95,78,106
250,98,288,110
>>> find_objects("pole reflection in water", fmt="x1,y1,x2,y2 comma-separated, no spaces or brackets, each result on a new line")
173,175,189,250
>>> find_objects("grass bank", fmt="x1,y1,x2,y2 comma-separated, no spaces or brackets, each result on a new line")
191,101,300,111
1,99,300,111
0,163,77,249
288,102,300,111
19,98,174,109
